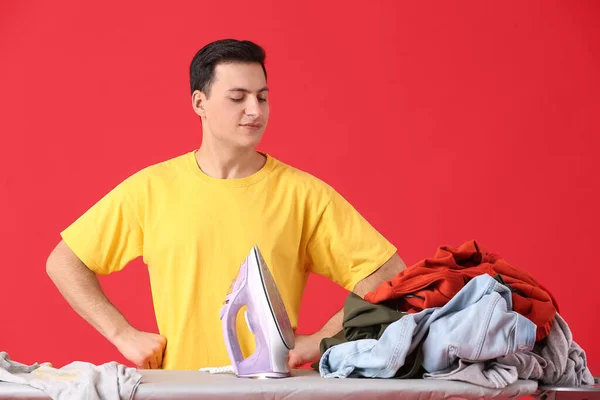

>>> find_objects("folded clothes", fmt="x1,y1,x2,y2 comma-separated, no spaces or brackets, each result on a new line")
0,352,142,400
364,240,559,341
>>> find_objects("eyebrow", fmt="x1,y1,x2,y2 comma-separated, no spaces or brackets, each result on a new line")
227,87,269,93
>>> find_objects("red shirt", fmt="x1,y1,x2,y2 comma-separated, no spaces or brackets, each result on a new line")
364,240,559,342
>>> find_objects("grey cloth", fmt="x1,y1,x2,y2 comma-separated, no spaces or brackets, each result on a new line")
0,352,142,400
497,313,595,385
423,359,519,389
0,352,40,373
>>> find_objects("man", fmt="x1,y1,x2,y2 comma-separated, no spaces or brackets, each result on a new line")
46,39,406,371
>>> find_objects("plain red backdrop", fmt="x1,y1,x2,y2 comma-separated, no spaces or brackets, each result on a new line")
1,0,598,375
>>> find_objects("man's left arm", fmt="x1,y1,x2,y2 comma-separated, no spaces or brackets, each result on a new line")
287,253,407,368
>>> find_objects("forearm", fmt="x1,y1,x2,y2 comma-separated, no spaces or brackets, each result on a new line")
46,240,133,344
314,307,344,339
354,253,407,297
315,253,407,339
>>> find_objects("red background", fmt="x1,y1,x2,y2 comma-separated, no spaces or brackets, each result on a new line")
1,0,598,376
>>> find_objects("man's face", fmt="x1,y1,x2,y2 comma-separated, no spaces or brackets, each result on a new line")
193,62,269,149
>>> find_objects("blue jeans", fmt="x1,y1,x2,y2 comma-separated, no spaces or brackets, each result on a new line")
319,273,536,378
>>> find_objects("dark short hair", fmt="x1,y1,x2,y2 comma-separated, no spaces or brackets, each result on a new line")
189,39,267,96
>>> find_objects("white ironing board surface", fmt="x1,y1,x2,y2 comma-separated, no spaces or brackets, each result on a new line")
0,368,540,399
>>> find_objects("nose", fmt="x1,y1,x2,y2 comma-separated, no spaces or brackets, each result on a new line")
244,96,262,118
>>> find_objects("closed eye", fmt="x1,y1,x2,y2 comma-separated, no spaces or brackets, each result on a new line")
230,97,268,103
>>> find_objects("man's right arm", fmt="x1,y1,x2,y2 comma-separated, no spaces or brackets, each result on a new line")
46,240,166,369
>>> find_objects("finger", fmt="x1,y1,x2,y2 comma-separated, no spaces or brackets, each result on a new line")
287,354,298,369
148,357,158,369
156,339,166,368
139,358,151,369
135,358,147,369
155,353,162,369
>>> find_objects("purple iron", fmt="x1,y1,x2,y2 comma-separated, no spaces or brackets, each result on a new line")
220,245,295,378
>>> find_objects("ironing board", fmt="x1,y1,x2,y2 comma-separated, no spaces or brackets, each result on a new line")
1,369,598,399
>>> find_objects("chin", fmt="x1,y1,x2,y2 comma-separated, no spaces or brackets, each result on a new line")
231,137,262,150
238,132,265,147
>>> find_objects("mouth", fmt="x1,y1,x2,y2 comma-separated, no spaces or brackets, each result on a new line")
240,123,262,129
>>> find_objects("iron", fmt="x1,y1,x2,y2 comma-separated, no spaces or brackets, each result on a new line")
220,245,295,378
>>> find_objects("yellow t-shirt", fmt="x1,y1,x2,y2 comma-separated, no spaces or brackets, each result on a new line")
60,150,397,370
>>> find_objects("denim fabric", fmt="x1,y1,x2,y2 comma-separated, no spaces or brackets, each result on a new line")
421,288,535,372
319,273,536,378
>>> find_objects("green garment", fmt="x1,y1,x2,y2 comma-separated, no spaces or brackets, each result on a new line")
312,292,424,378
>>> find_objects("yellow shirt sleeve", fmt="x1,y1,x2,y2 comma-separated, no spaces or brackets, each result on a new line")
306,189,397,291
60,175,144,275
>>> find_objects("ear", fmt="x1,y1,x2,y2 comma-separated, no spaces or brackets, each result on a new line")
191,90,207,118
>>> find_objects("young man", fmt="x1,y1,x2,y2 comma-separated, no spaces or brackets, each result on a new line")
46,39,406,371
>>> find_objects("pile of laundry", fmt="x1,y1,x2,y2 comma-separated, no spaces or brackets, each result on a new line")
0,352,141,400
315,240,595,389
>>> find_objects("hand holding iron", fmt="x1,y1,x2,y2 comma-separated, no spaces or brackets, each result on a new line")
287,333,322,369
112,326,167,369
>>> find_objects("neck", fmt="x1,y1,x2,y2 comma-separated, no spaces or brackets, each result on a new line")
195,140,266,180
